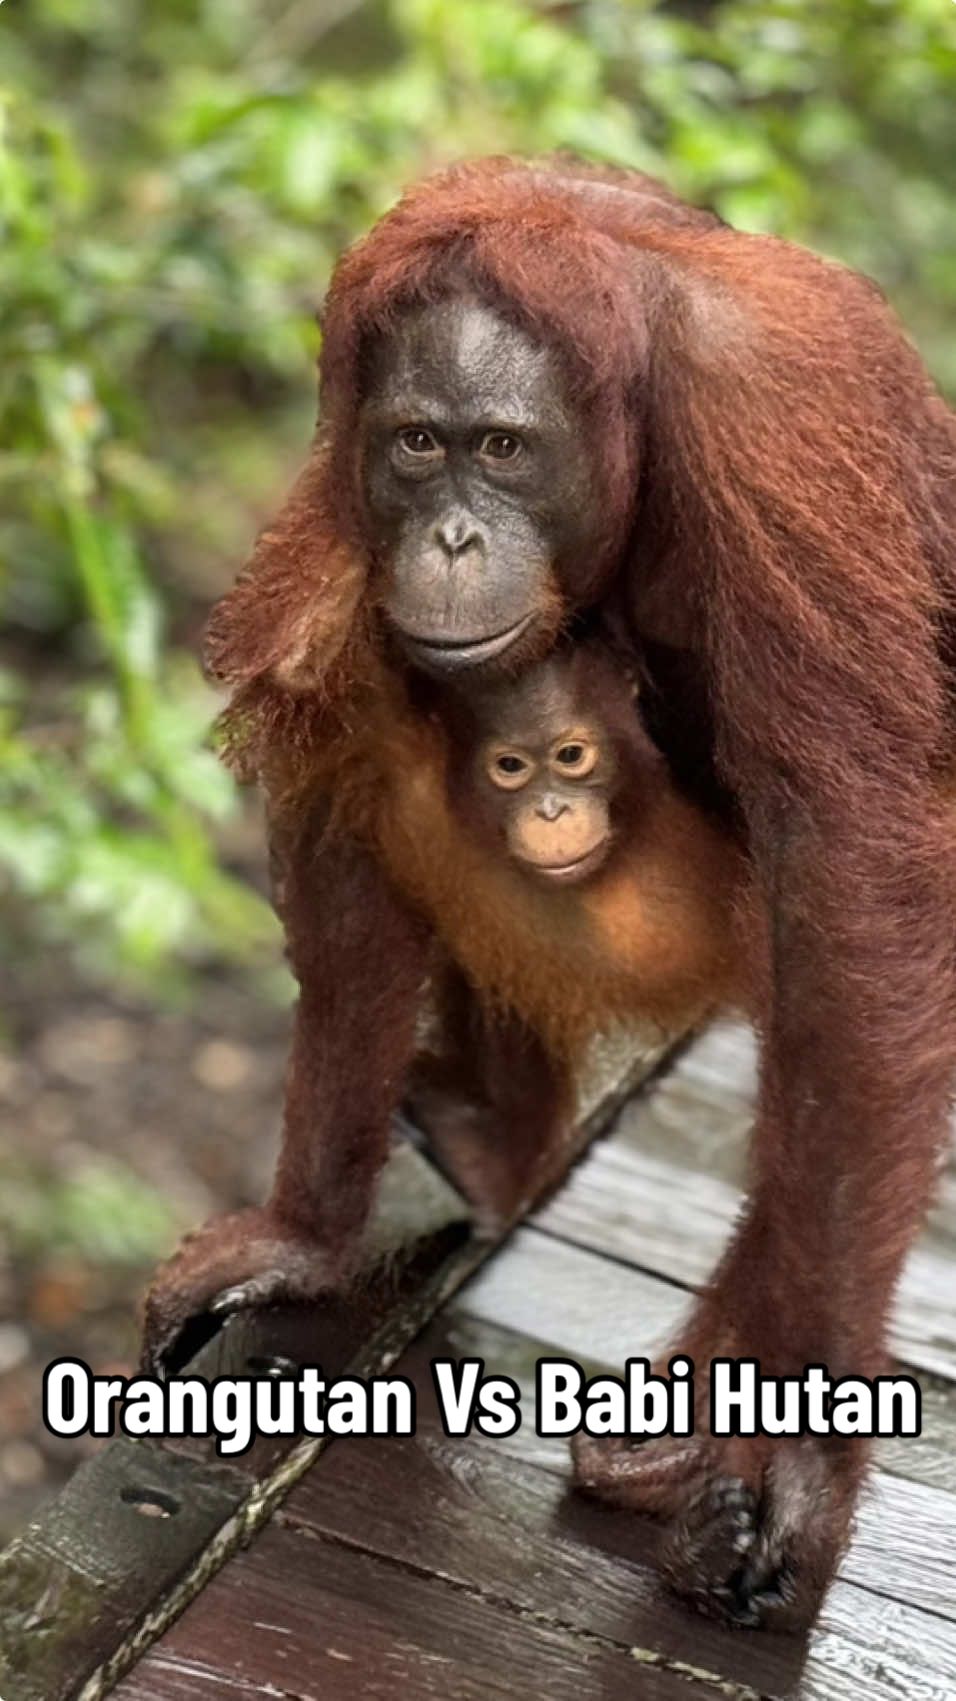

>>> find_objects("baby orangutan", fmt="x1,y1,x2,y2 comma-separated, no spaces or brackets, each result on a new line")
394,641,758,1222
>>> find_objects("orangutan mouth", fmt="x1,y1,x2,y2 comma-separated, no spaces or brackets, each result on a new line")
398,613,537,670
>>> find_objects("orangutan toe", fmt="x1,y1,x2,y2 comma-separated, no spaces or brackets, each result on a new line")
659,1436,855,1631
659,1475,764,1625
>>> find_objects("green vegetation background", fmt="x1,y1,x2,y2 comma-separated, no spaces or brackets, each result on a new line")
1,0,954,1259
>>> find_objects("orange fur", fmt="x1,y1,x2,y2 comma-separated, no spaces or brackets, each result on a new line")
299,668,750,1059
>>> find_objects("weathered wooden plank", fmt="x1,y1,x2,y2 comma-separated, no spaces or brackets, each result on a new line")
274,1395,805,1698
110,1657,269,1699
455,1236,956,1622
0,1442,249,1701
285,1320,956,1701
434,1305,956,1498
851,1471,956,1623
460,1224,691,1366
120,1561,956,1701
0,1042,669,1701
533,1021,956,1378
113,1522,712,1701
119,1335,956,1701
109,1660,265,1701
802,1589,956,1701
0,1140,473,1701
878,1372,956,1494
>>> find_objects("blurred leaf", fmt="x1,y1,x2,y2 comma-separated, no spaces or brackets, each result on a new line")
1,1156,179,1265
0,0,953,989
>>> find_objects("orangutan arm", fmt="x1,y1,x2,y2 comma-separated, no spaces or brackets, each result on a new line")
141,800,431,1372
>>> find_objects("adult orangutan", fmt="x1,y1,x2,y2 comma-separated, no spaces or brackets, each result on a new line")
143,157,956,1629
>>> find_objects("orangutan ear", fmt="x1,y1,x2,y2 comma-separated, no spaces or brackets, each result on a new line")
202,434,367,696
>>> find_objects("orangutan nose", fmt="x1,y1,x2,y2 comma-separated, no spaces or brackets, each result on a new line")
434,510,482,559
536,794,569,822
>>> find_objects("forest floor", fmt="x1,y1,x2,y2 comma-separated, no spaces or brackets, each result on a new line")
0,821,288,1544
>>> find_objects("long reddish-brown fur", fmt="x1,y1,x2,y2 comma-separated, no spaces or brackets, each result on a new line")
146,156,956,1630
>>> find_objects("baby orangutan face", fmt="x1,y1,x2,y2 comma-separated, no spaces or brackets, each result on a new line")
470,662,620,884
483,731,612,882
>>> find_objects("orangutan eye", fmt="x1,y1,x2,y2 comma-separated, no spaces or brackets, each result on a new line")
488,750,533,790
397,427,441,457
481,431,522,462
552,739,598,777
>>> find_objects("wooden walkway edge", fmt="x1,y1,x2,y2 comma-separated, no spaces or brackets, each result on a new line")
0,1042,671,1701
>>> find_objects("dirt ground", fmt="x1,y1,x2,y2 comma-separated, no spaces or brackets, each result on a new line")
0,847,292,1544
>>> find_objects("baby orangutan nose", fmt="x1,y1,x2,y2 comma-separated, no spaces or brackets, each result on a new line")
536,793,568,822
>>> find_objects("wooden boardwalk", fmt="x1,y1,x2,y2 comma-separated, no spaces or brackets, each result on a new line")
3,1021,954,1699
113,1022,956,1701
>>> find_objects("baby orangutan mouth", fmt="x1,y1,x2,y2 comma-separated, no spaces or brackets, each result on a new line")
531,839,611,883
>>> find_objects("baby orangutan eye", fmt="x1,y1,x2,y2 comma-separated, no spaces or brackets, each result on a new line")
488,751,532,790
552,740,598,777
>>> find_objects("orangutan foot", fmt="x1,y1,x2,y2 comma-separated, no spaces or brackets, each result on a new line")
575,1423,858,1631
141,1205,344,1376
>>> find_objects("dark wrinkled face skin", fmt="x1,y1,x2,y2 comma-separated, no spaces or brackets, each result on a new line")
358,299,603,676
468,661,619,884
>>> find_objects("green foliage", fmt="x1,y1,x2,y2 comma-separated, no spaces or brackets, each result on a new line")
1,0,953,987
582,0,956,387
1,1151,180,1265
